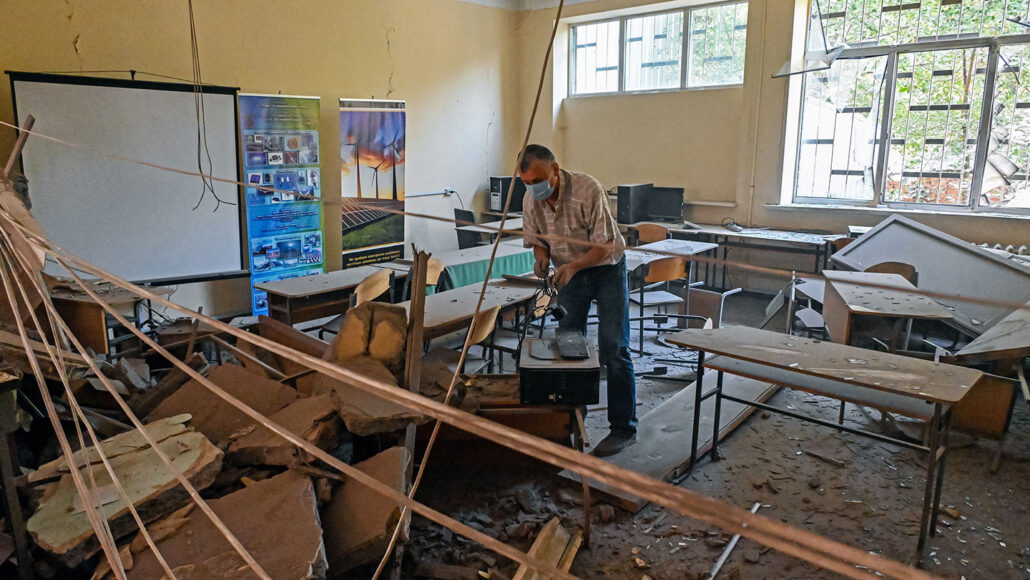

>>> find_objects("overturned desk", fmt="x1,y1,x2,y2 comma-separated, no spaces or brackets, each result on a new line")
667,326,983,560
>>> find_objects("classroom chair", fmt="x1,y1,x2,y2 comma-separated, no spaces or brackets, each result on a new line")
424,305,501,374
628,255,688,353
400,257,446,301
317,269,395,340
634,223,671,245
864,261,919,286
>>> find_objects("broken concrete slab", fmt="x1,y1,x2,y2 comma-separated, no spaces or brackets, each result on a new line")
324,303,408,381
26,429,222,567
226,394,344,467
147,364,298,446
314,356,424,437
128,471,327,579
321,446,410,574
28,414,194,484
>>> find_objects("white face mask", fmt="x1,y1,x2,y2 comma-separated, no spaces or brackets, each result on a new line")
526,174,554,201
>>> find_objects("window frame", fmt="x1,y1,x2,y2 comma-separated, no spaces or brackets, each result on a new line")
786,10,1030,215
567,1,749,98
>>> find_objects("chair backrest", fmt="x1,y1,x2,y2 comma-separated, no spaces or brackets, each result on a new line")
643,256,687,284
864,261,918,286
831,237,855,252
454,208,484,250
353,269,393,306
467,305,501,345
687,287,740,329
426,258,446,286
636,224,670,245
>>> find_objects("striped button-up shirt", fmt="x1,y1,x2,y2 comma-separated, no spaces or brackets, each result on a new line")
522,169,625,267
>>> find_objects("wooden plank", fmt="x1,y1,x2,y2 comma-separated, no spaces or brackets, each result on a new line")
667,327,982,405
953,301,1030,364
512,517,579,580
822,271,952,320
50,298,108,354
558,373,778,513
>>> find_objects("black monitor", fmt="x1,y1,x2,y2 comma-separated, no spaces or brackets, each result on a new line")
648,187,685,222
616,183,652,224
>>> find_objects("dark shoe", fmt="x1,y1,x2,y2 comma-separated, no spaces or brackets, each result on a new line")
592,430,637,458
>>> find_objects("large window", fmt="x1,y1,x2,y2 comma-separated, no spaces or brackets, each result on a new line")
569,2,748,96
790,1,1030,213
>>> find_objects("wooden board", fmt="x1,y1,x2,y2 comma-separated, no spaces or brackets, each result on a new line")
127,471,326,579
512,517,580,580
953,301,1030,363
667,327,983,405
822,271,952,320
830,214,1030,335
558,373,778,513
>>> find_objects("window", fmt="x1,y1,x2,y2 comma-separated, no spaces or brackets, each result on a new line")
571,20,621,95
569,2,748,96
789,1,1030,213
687,2,749,87
625,12,684,92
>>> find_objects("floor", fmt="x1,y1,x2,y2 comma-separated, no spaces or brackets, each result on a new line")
402,292,1030,580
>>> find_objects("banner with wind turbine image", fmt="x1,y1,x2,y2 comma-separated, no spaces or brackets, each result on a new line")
339,99,406,268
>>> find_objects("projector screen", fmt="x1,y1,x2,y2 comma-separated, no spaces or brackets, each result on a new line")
9,72,247,284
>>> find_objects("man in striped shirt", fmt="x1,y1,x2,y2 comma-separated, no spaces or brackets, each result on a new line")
519,145,637,457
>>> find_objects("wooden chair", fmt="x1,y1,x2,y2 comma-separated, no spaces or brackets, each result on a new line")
864,261,918,286
681,286,742,329
831,237,855,252
424,305,501,374
401,257,446,301
628,256,687,353
635,223,670,245
318,269,395,340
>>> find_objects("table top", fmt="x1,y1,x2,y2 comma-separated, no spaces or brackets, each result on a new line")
456,218,523,234
953,301,1030,363
430,242,533,268
823,270,953,320
666,326,981,405
50,281,174,305
254,265,388,298
625,239,719,272
629,222,845,247
399,279,537,339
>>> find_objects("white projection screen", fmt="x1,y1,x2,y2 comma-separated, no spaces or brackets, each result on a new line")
9,72,247,284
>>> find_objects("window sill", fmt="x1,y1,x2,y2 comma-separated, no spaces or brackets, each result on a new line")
567,83,744,100
766,203,1030,221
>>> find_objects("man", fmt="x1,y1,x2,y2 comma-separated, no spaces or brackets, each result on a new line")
518,145,637,457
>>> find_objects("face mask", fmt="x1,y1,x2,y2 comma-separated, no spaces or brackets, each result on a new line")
526,175,554,201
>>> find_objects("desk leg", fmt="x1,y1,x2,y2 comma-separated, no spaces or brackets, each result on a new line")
930,409,952,537
721,245,729,291
690,351,706,469
711,370,724,462
917,403,943,559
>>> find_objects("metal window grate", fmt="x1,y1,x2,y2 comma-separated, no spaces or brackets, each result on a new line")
688,2,749,87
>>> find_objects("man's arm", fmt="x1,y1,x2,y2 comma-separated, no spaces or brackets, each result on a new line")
533,244,551,279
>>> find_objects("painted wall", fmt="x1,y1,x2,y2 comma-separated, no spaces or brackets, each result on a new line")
516,0,1030,292
0,0,522,315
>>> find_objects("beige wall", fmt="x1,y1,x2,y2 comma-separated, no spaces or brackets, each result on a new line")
516,0,1030,291
1,0,522,315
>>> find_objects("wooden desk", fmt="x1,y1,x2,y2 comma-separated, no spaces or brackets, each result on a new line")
455,218,523,235
398,279,537,340
256,266,393,325
629,222,846,290
624,239,718,273
432,243,535,291
667,326,982,560
822,270,953,348
49,282,174,354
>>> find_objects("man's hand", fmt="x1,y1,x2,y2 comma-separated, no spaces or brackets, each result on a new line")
534,257,550,279
552,263,580,288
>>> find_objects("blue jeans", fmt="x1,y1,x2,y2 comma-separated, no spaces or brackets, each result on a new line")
557,257,637,433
